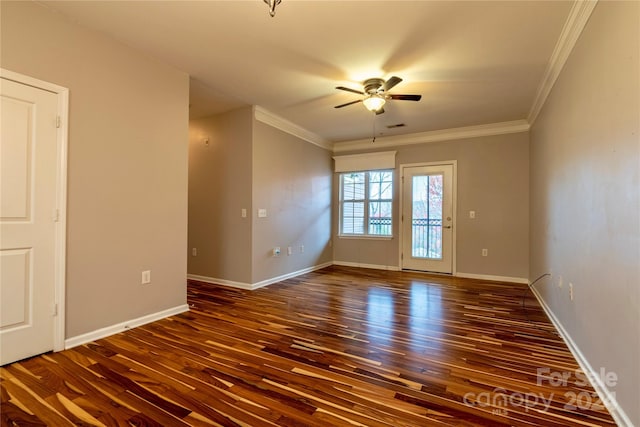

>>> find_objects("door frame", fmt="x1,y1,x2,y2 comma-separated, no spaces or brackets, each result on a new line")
1,69,68,352
399,161,457,274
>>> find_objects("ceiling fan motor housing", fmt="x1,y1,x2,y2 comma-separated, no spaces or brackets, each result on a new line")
364,78,385,95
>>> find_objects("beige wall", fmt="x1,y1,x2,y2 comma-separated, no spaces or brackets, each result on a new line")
188,113,333,286
1,2,190,338
188,108,253,284
333,132,530,280
252,122,333,283
530,2,639,424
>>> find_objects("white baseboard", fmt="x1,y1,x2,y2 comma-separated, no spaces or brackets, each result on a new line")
530,286,633,427
251,262,333,289
188,261,334,291
64,304,189,349
456,272,528,284
332,265,524,284
187,274,253,290
333,261,401,271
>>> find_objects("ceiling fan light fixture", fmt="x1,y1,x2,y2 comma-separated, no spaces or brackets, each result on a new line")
363,95,386,112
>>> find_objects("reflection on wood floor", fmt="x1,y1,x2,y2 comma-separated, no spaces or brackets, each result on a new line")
1,266,615,426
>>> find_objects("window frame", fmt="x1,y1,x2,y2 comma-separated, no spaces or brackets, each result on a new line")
338,169,393,238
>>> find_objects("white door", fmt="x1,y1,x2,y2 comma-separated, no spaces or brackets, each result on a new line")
1,78,59,365
401,164,454,273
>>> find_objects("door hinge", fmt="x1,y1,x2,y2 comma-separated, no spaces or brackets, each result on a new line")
54,209,60,222
56,116,61,128
53,303,58,316
401,253,404,260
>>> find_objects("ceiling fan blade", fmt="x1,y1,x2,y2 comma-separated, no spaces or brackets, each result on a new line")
334,99,362,109
383,76,402,92
389,94,422,101
375,108,385,115
336,86,364,95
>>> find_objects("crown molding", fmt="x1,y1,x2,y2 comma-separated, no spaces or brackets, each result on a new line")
332,120,530,153
253,106,333,151
528,0,598,125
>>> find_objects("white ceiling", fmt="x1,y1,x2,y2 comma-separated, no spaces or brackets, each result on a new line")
39,0,574,144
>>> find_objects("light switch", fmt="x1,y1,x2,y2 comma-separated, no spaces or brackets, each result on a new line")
241,208,247,218
258,209,267,218
469,210,476,219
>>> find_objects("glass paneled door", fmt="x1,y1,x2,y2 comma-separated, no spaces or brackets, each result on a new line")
401,164,454,273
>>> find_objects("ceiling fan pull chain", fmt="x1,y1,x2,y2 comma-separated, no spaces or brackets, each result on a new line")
264,0,281,17
372,114,376,143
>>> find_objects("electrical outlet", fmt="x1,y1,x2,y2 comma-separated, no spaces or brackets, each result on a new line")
469,210,476,219
241,208,247,218
569,282,574,301
141,270,151,285
482,248,488,257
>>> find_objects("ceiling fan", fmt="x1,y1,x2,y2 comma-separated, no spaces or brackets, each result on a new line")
334,76,422,114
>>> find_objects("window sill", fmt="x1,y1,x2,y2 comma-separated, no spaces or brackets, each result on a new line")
338,235,393,241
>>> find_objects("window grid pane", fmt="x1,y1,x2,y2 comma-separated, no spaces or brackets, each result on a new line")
342,172,365,201
411,174,443,259
369,201,392,235
342,201,365,234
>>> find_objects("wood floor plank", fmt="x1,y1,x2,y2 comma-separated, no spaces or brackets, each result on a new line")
1,266,616,426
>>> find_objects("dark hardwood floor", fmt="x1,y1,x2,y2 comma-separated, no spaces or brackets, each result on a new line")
1,266,615,426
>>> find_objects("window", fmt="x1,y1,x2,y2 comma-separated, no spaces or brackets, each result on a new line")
340,170,393,236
